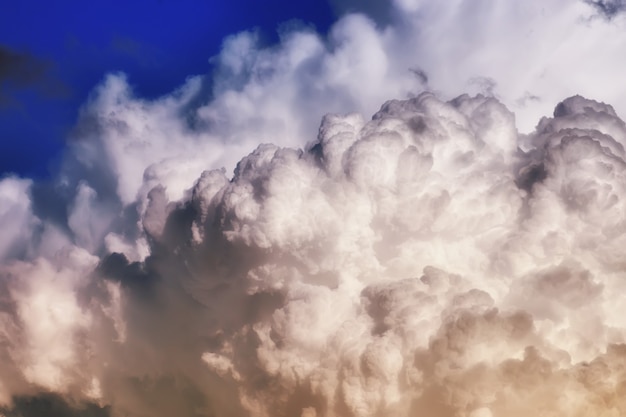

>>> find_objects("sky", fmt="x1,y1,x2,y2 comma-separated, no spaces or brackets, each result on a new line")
3,1,626,417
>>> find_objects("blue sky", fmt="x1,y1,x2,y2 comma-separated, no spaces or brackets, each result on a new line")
0,0,338,178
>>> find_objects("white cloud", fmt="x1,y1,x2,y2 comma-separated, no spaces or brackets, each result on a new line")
0,177,38,261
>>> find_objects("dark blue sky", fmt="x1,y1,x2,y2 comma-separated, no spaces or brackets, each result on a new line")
0,0,338,178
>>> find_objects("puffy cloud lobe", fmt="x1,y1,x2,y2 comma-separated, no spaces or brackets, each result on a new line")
153,94,626,416
0,248,97,403
200,94,626,416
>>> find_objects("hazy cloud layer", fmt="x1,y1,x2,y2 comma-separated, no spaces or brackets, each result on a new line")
2,1,626,416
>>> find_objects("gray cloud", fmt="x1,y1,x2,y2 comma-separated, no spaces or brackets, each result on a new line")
584,0,626,18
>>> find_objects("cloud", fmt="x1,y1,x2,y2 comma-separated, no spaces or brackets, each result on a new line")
5,91,626,416
0,177,38,261
2,1,626,416
584,0,626,18
0,45,69,107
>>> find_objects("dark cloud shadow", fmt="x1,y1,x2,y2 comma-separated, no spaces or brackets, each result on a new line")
327,0,393,26
0,393,110,417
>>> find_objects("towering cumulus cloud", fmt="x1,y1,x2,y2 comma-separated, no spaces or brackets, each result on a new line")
2,1,626,416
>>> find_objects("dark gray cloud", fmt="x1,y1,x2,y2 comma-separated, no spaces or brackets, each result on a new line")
584,0,626,19
0,394,110,417
0,45,69,108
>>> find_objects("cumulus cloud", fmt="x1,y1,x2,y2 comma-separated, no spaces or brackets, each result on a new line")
2,1,626,416
4,91,626,416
